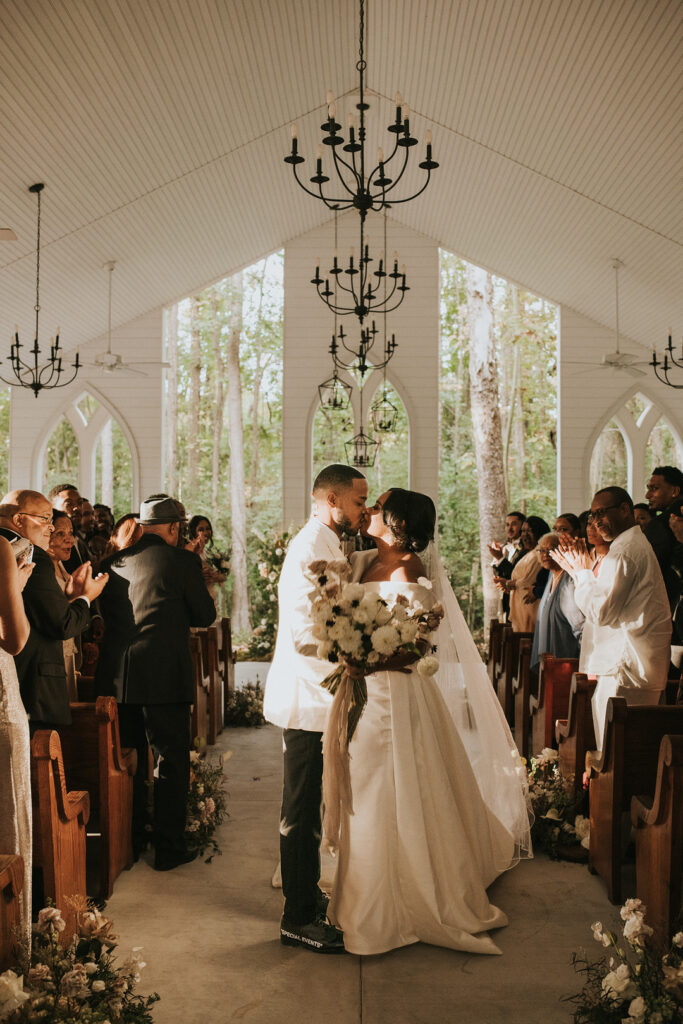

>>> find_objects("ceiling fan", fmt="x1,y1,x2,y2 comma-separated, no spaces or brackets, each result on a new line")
83,261,169,376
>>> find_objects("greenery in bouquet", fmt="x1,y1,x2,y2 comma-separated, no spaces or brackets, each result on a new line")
566,900,683,1023
238,526,292,660
185,749,229,862
224,681,266,728
527,747,589,859
0,900,158,1023
306,558,444,741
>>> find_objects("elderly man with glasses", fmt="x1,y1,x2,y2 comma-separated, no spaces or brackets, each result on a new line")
0,489,108,729
551,486,671,750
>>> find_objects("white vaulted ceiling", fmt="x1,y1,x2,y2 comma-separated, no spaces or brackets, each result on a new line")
0,0,681,355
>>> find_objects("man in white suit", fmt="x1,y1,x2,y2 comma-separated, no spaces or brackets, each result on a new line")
265,464,367,953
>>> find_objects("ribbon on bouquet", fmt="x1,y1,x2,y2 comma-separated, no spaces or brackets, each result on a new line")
322,668,367,853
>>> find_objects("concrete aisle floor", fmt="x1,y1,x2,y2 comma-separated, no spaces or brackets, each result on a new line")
106,725,622,1024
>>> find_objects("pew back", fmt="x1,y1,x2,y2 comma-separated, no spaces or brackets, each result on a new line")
530,654,578,753
0,854,23,971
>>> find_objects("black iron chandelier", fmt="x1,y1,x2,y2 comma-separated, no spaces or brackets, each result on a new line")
344,381,379,468
318,369,352,412
285,0,438,221
651,331,683,389
370,380,399,432
0,183,80,398
329,320,396,379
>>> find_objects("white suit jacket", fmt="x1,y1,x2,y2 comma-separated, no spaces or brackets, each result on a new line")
264,517,343,730
575,525,671,689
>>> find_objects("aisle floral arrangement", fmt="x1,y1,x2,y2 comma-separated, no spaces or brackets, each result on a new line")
238,527,292,661
566,900,683,1023
306,558,444,740
0,901,158,1023
185,749,229,862
224,681,265,728
527,747,590,858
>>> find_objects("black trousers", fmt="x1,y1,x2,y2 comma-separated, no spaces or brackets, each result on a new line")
118,703,150,855
280,728,323,926
141,703,191,856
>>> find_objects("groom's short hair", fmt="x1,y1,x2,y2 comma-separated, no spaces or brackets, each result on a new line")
313,464,365,495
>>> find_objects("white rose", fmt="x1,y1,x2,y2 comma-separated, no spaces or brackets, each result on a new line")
342,582,365,604
539,747,559,763
84,962,98,975
627,996,646,1021
92,980,106,993
673,931,683,947
620,898,645,920
371,625,401,656
601,963,634,1001
351,606,371,626
573,814,590,849
623,912,653,944
0,970,30,1016
399,620,419,643
37,906,66,933
416,654,439,677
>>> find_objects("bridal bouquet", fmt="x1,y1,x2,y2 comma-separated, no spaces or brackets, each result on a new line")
305,558,444,741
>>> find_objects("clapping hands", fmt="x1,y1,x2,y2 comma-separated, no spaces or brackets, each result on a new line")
66,561,109,602
548,537,593,578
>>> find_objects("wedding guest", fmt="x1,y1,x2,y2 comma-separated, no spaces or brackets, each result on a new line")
93,504,115,539
95,495,215,870
0,490,107,729
49,482,89,571
586,516,611,573
634,502,655,532
494,515,550,632
187,515,228,600
530,533,584,670
107,512,142,555
552,486,671,750
47,511,82,701
87,534,109,572
644,466,683,632
79,499,96,542
553,513,581,539
487,510,526,567
669,509,683,653
0,533,35,948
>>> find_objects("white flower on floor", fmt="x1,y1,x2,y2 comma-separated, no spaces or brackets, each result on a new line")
0,970,30,1016
573,814,590,849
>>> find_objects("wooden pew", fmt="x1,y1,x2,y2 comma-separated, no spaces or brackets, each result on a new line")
190,633,209,750
631,734,683,952
555,673,597,793
0,854,23,971
31,730,90,943
530,654,578,753
492,622,512,701
487,619,504,684
58,697,137,899
512,636,532,761
587,699,683,903
498,630,533,726
198,626,222,745
219,617,235,702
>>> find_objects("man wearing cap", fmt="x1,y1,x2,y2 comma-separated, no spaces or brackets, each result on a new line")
95,494,216,871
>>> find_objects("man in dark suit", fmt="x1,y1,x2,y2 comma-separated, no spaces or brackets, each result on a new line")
95,494,216,871
49,483,91,573
0,489,108,728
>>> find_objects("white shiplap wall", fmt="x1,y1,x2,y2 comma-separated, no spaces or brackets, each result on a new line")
283,213,439,526
8,306,164,507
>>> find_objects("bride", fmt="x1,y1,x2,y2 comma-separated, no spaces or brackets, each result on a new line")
326,488,531,956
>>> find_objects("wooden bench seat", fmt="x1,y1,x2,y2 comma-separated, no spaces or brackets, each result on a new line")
493,623,513,715
0,854,24,971
512,636,532,760
588,699,683,903
190,633,209,750
31,730,90,943
498,630,532,726
556,673,597,793
530,654,578,754
219,616,235,701
487,619,504,685
198,625,222,745
631,734,683,952
58,697,137,899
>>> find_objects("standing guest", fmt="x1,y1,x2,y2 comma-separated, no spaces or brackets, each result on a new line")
106,513,142,556
668,510,683,655
264,464,368,953
487,511,526,617
187,515,229,601
634,502,655,532
93,504,115,539
0,490,107,729
494,516,550,633
586,516,611,572
49,483,89,571
95,495,216,870
530,533,584,670
553,513,581,539
79,499,96,542
0,534,34,947
552,487,671,750
644,466,683,626
46,511,82,701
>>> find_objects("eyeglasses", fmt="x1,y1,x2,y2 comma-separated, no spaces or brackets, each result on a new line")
587,504,621,522
20,511,53,524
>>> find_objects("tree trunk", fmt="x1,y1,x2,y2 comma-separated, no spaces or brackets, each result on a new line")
210,288,224,519
248,359,265,503
467,265,507,638
165,303,179,496
226,272,251,632
101,418,113,507
187,296,202,499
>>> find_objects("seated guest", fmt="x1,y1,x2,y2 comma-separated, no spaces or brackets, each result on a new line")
106,512,142,556
47,510,84,701
49,482,89,571
634,502,655,532
187,515,228,600
531,533,584,670
0,490,108,729
552,486,671,750
494,516,550,633
93,503,115,539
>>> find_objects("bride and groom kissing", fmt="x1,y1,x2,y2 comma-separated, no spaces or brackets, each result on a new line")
263,464,531,956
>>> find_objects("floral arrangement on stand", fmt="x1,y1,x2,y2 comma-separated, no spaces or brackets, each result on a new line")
224,681,266,728
185,749,229,862
238,527,292,661
0,901,158,1023
527,747,590,859
566,899,683,1023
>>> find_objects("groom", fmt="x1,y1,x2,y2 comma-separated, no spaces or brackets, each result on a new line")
265,464,368,953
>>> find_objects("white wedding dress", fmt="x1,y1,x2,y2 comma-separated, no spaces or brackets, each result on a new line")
327,552,530,956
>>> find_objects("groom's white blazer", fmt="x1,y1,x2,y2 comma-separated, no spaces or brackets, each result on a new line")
264,517,343,731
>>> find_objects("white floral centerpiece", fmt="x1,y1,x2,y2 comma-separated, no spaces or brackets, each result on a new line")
527,747,589,859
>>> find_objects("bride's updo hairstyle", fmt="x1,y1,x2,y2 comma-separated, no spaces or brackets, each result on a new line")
382,488,436,553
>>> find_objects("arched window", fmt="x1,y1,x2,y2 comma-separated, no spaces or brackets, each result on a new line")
363,383,410,498
645,417,681,477
94,418,134,518
43,417,80,495
590,419,628,494
312,403,354,483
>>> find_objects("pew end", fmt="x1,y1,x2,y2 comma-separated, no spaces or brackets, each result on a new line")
0,854,24,971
